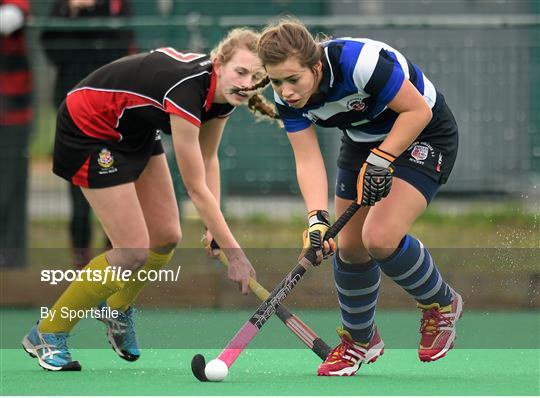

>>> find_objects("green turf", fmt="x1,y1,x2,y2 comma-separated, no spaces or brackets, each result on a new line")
2,348,539,396
1,309,539,395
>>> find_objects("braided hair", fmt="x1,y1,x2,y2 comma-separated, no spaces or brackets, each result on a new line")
211,28,281,125
228,77,281,124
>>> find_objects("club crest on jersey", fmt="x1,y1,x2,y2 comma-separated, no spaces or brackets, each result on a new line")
346,98,366,112
411,145,429,161
97,148,114,168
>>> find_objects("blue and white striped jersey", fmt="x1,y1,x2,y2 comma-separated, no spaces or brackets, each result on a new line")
275,38,438,143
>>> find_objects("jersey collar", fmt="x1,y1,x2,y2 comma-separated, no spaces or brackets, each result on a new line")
204,66,217,112
302,46,338,109
319,42,343,96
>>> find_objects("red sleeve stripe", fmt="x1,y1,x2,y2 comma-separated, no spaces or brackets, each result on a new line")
67,88,164,141
0,71,31,95
165,99,201,128
68,86,163,108
154,48,206,63
71,156,90,187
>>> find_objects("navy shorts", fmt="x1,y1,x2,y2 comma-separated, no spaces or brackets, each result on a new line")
336,166,441,204
335,95,459,204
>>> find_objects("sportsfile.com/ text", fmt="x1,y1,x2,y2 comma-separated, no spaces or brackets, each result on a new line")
40,266,182,285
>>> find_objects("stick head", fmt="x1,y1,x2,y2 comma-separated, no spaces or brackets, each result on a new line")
191,354,208,382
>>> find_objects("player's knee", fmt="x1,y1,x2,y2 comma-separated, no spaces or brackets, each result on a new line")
337,246,371,264
153,228,182,251
362,225,401,258
112,248,149,271
128,248,149,270
337,229,369,263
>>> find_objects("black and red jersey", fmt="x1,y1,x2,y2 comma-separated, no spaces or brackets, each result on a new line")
66,47,234,143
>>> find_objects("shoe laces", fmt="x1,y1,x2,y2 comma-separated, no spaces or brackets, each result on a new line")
117,307,137,348
45,333,71,361
326,334,363,364
419,308,451,335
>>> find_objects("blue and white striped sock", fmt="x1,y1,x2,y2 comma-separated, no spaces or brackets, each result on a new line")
377,235,452,306
333,253,380,344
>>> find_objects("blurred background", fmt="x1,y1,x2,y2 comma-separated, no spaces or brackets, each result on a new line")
0,0,538,311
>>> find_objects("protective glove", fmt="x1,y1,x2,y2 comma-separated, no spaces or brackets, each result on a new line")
357,148,396,206
300,210,335,265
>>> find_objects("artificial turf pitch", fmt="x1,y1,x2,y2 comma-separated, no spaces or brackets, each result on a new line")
1,309,538,395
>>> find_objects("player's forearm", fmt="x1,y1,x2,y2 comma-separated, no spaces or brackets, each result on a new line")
187,183,239,250
295,156,329,213
380,108,432,157
204,155,221,204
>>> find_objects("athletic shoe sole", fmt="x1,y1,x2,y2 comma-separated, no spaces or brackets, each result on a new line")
319,344,385,376
99,319,140,362
22,336,81,371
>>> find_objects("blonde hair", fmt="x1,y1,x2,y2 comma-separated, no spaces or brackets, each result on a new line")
211,27,259,64
212,28,280,123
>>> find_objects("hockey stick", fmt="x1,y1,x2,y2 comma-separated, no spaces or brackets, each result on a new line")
203,237,331,361
192,201,361,381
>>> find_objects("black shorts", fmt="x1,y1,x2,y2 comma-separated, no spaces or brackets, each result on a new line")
336,94,459,202
53,101,164,188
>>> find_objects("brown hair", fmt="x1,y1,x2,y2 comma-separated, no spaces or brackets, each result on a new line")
234,18,327,123
211,28,280,123
258,18,325,69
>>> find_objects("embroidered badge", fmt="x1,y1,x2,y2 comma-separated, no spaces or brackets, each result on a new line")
411,145,429,161
97,148,114,168
97,148,118,175
346,98,366,112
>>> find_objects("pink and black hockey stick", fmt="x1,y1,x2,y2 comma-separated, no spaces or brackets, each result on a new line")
192,201,361,381
203,237,332,361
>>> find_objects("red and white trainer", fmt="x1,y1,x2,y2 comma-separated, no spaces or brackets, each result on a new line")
317,326,384,376
418,289,463,362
